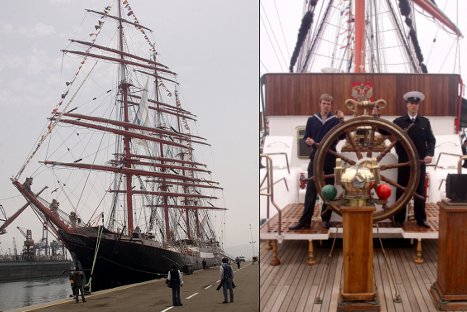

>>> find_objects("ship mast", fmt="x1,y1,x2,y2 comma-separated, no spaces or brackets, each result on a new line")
151,46,171,242
117,0,134,234
354,0,365,73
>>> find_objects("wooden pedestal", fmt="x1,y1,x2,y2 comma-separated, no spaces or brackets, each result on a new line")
337,206,379,311
430,200,467,310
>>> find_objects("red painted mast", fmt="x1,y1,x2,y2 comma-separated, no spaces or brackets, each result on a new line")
0,186,48,234
412,0,462,37
117,1,134,235
354,0,365,73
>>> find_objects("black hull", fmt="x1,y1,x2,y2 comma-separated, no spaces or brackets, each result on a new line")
58,229,221,291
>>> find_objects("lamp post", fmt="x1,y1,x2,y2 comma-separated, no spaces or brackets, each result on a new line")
249,224,256,258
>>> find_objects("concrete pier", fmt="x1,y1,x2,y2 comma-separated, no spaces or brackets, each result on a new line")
10,261,258,312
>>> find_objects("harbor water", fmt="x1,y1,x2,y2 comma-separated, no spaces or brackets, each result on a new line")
0,276,70,311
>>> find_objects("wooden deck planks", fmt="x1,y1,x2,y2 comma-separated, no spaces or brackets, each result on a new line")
286,242,322,312
260,239,467,312
260,202,467,311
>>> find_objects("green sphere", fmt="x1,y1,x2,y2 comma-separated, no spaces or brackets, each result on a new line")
322,184,337,201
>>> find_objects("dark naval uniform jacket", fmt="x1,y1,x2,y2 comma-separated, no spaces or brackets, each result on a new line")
393,114,436,161
303,113,340,161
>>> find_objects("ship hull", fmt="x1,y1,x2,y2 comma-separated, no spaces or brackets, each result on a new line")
58,228,221,291
0,260,72,282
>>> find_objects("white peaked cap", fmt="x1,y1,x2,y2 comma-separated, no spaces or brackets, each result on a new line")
403,91,425,102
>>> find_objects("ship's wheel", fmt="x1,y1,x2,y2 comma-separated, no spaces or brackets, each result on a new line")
313,115,420,222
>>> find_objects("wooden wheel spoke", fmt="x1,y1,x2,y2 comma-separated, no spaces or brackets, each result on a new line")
380,161,410,171
413,192,425,201
345,129,363,160
328,150,356,165
366,126,376,158
380,175,424,200
376,137,398,162
380,175,405,192
405,123,415,132
323,173,335,180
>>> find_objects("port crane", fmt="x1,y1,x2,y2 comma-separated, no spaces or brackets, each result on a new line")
17,226,35,261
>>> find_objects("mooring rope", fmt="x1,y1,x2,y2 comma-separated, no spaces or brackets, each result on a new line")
86,224,104,293
376,223,402,303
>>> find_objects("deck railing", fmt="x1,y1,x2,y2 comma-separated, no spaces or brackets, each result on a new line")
433,152,463,170
260,154,287,235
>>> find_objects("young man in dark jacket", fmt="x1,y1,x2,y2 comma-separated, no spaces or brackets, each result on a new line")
219,258,234,303
289,93,344,230
167,265,184,306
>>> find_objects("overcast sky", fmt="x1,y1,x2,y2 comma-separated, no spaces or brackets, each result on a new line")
0,0,259,257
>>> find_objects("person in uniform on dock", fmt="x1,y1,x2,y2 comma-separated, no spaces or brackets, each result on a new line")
288,93,344,230
70,267,86,303
235,257,241,269
167,265,183,306
219,257,234,303
393,91,435,228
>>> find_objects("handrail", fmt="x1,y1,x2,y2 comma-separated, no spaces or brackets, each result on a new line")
259,177,289,192
260,154,282,236
457,155,467,174
433,152,463,170
260,152,290,173
437,155,467,191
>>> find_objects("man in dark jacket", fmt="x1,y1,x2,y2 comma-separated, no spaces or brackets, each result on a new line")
167,265,183,306
289,93,344,230
393,91,435,228
70,267,86,303
219,258,234,303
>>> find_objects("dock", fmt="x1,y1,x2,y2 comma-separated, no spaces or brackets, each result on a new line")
11,261,258,312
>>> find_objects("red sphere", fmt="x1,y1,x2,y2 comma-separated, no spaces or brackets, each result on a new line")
376,184,391,200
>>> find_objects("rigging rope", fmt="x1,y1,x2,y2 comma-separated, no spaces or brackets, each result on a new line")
314,225,340,304
86,224,104,293
273,0,291,58
16,6,110,179
260,1,289,70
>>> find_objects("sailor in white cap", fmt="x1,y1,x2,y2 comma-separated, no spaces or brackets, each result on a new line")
402,90,425,102
392,90,435,228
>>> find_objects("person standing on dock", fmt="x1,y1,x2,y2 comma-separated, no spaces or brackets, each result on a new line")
219,257,234,303
167,265,183,306
70,267,86,303
235,257,241,269
393,91,435,228
289,93,344,230
202,258,207,270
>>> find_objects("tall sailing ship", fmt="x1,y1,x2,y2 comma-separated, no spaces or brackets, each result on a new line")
11,0,225,291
